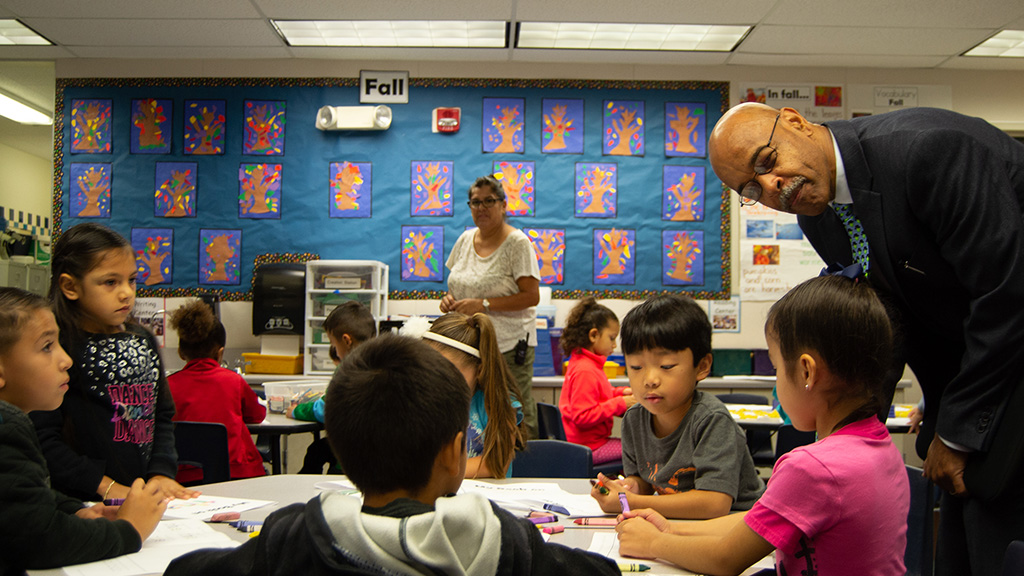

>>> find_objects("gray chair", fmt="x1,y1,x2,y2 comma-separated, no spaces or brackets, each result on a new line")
905,465,935,576
511,440,593,478
174,421,231,486
716,393,776,467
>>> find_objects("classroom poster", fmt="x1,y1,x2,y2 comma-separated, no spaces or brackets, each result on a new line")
738,84,846,122
738,203,822,300
132,297,165,347
710,297,740,333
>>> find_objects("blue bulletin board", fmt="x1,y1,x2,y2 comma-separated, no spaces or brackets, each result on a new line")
54,78,730,300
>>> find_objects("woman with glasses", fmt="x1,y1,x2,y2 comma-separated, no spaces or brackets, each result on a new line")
441,175,541,439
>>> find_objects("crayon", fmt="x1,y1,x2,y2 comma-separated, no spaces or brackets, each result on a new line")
103,498,125,506
616,562,651,572
230,520,263,531
541,525,564,534
528,514,558,525
619,492,630,513
572,517,618,526
543,503,571,516
589,478,610,496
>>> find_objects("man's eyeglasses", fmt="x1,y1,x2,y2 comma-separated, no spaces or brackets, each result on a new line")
738,113,781,206
467,197,502,209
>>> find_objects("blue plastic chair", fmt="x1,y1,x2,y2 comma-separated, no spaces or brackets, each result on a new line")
536,402,566,441
511,440,594,478
174,421,231,486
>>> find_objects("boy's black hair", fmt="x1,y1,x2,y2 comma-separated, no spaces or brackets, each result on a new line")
766,275,893,427
322,301,376,344
323,333,470,495
619,293,711,365
48,223,131,343
0,287,50,356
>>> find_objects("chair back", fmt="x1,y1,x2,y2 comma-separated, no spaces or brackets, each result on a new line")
905,465,934,576
174,421,231,485
774,425,816,460
1003,540,1024,576
536,402,567,441
511,440,593,478
717,394,775,467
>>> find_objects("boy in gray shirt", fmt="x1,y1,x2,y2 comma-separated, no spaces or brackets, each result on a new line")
591,294,764,519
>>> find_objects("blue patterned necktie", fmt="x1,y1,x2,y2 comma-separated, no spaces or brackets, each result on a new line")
832,203,870,273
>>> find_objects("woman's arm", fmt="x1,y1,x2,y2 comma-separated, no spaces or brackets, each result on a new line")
451,276,540,315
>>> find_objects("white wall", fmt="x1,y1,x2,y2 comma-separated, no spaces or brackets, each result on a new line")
0,141,51,222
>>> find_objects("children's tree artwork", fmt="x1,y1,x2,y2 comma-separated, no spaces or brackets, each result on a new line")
130,98,171,154
664,102,706,157
184,100,226,155
525,228,565,285
69,163,111,218
154,162,197,218
410,161,453,216
483,97,524,154
239,163,282,219
329,162,371,218
68,162,111,218
541,98,583,154
662,166,704,221
492,161,535,216
70,99,112,154
575,163,617,218
401,226,443,282
199,229,241,285
243,100,286,155
594,228,635,284
662,230,704,286
603,100,644,156
131,228,173,286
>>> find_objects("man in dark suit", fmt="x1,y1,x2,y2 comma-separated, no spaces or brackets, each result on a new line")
709,103,1024,575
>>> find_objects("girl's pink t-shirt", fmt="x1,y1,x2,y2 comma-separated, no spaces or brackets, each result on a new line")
745,417,909,576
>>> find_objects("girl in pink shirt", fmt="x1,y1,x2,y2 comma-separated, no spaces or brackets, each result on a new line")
558,297,635,464
616,276,909,576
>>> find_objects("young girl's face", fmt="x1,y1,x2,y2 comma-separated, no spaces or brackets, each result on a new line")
63,247,137,334
589,320,619,357
0,308,73,413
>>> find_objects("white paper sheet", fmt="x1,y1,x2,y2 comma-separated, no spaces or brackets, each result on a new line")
162,495,274,521
459,480,607,517
588,532,775,575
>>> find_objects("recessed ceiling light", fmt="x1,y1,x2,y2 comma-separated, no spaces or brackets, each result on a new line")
0,19,52,45
964,29,1024,57
272,20,508,48
0,90,52,125
516,22,749,51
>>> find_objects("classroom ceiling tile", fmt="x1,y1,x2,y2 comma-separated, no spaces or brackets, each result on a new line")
20,18,282,47
514,0,766,26
65,46,294,60
764,0,1024,29
738,25,991,56
727,52,952,69
940,55,1024,70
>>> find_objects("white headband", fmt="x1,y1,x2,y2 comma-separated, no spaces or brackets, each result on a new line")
422,331,480,358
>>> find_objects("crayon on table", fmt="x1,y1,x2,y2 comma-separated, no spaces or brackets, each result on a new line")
103,498,125,506
573,517,618,526
528,514,558,525
541,525,564,534
543,503,571,516
616,562,651,572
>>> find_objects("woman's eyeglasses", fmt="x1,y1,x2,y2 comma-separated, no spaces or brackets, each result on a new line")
739,113,781,207
467,197,501,209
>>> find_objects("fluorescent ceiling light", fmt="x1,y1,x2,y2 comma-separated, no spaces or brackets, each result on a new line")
964,29,1024,57
517,22,749,51
0,91,51,125
0,19,52,45
273,20,508,48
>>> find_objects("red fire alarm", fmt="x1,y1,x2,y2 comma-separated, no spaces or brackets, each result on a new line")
433,107,461,133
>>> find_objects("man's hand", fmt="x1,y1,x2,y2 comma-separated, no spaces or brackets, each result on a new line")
923,436,969,497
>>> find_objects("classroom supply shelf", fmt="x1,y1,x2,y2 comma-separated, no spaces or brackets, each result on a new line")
303,260,388,375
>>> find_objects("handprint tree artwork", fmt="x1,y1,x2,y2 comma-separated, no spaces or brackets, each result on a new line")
575,163,617,218
663,230,704,285
603,100,644,156
243,100,285,155
410,161,453,216
154,162,197,218
401,226,443,282
239,163,282,219
662,166,705,221
329,162,371,218
70,99,112,154
131,228,173,286
525,228,565,285
130,98,171,154
483,97,524,153
184,100,225,155
665,102,706,157
199,229,240,285
492,161,535,216
594,228,635,284
541,98,583,154
69,163,111,218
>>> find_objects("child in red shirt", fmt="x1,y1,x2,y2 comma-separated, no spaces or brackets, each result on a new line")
558,297,635,464
168,300,266,483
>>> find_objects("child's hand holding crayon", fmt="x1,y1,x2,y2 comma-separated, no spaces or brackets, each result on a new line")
590,472,639,513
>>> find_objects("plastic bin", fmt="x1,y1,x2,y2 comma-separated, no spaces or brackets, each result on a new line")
242,353,303,375
263,381,329,413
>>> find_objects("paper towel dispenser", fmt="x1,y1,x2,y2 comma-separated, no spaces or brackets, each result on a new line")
252,263,305,336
